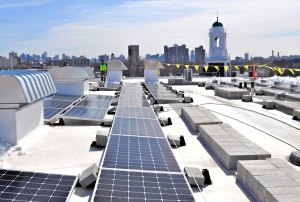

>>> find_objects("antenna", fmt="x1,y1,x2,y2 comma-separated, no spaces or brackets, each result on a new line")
217,11,219,21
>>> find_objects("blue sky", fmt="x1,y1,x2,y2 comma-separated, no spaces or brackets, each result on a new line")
0,0,300,58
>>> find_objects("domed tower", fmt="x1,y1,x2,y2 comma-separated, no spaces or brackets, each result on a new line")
206,16,230,77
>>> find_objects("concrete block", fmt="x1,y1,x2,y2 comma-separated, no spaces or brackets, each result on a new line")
242,95,253,102
184,167,205,186
101,115,113,126
171,89,177,94
96,128,109,147
263,100,275,109
107,106,116,114
205,84,213,90
183,97,193,103
158,116,172,126
177,91,184,98
198,82,205,87
79,164,98,187
111,98,119,106
199,124,270,170
167,135,186,147
292,109,300,120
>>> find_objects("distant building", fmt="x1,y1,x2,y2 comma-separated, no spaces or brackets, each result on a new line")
0,57,19,69
9,51,18,58
128,45,140,76
53,55,59,60
111,53,115,61
62,53,70,60
115,54,126,61
164,44,189,64
244,53,249,61
206,16,230,77
98,55,109,62
195,46,205,65
63,56,90,66
146,54,160,61
190,50,195,62
159,54,165,63
42,52,48,62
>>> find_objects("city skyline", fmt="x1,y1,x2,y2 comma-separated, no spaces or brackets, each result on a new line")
0,0,299,58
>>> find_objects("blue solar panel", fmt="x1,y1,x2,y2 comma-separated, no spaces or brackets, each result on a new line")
93,169,194,202
102,135,181,172
43,94,81,121
0,169,77,202
62,95,113,121
91,83,195,201
115,107,157,119
111,117,164,137
63,107,108,121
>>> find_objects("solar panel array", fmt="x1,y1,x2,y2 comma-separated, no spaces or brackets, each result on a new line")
44,94,81,122
62,94,113,121
0,169,77,202
92,83,194,201
144,83,182,102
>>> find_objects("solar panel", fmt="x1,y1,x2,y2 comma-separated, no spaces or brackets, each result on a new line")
102,135,181,172
63,107,108,121
85,94,113,101
116,107,157,119
118,100,150,108
43,94,81,122
111,117,164,138
50,94,81,102
62,95,113,121
76,100,111,108
93,169,194,202
119,93,147,101
0,169,77,202
44,107,65,120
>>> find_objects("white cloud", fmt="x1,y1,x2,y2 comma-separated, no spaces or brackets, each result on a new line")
12,0,300,58
0,0,53,9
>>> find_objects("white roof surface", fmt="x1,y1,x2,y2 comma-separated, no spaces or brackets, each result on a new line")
1,77,300,202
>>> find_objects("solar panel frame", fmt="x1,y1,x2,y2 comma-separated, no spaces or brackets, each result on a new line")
101,134,181,172
92,169,195,202
0,169,78,202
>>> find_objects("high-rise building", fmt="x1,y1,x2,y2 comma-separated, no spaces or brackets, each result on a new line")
206,16,230,77
164,44,189,64
128,45,140,76
62,53,70,60
98,55,109,62
63,56,90,66
146,54,159,60
195,46,205,65
244,53,249,61
190,50,195,62
53,54,59,60
9,51,18,59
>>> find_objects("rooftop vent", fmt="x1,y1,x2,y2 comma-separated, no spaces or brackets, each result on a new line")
0,70,56,105
0,70,56,145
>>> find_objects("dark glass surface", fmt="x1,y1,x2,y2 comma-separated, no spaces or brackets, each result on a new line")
111,117,164,138
93,169,194,202
0,169,76,202
103,135,180,172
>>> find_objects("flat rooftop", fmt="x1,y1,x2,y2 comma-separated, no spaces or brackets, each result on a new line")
1,77,300,202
